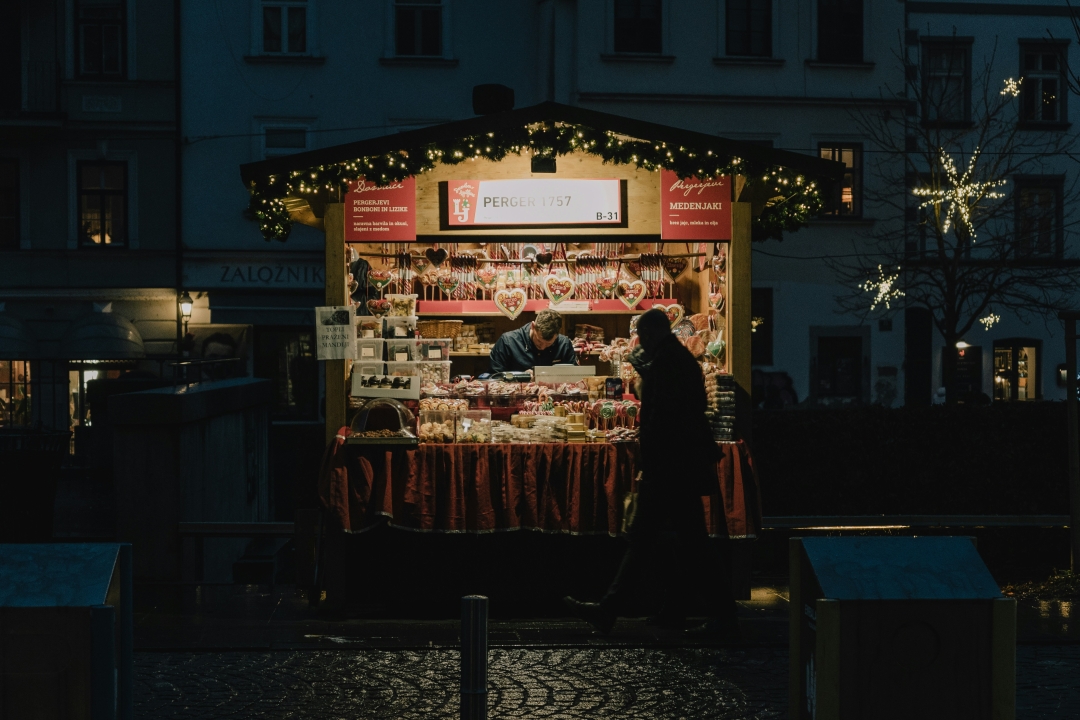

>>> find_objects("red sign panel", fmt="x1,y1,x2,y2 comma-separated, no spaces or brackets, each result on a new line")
345,177,416,241
660,170,732,240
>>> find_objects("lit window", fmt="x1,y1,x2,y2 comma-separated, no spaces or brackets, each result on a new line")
614,0,662,54
77,0,125,78
817,0,862,63
77,161,126,248
395,0,443,56
262,0,308,54
0,361,31,428
819,144,862,217
1020,43,1067,125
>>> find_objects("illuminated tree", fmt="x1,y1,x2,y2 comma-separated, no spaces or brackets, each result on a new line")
830,38,1080,404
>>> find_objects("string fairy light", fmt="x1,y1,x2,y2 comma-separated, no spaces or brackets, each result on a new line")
911,148,1006,242
979,313,1001,330
860,264,905,311
1001,77,1022,97
246,121,826,242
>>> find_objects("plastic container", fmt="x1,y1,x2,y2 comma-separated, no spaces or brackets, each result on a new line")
455,410,492,443
387,294,418,317
356,338,384,362
418,360,452,385
418,338,452,361
357,319,382,339
384,315,417,338
386,339,418,362
418,410,456,443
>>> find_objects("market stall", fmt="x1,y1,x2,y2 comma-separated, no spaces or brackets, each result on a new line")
239,101,841,599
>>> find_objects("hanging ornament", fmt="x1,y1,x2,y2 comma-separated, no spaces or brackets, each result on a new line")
367,269,395,292
366,298,391,318
436,271,460,298
709,288,726,312
616,279,647,309
543,274,576,304
652,303,685,327
662,256,689,282
412,251,431,276
493,287,527,320
425,247,449,267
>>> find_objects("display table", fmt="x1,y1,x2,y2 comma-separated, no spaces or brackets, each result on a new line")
319,434,761,539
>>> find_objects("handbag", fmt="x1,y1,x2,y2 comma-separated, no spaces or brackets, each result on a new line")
620,472,642,534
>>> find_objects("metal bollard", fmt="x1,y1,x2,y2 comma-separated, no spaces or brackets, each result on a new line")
460,595,488,720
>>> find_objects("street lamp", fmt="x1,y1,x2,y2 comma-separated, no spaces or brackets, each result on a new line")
179,291,193,333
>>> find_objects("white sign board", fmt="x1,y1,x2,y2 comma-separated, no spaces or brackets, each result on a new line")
443,179,625,228
316,306,356,360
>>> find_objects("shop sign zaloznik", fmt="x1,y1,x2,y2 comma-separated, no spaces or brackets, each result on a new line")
440,178,627,229
660,170,732,240
183,256,325,289
345,177,416,241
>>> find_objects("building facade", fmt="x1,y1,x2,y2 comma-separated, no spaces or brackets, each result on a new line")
1,0,179,436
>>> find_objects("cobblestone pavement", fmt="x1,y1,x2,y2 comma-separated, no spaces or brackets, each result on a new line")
135,645,1079,719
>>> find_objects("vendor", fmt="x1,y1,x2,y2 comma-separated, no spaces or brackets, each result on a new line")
489,309,578,373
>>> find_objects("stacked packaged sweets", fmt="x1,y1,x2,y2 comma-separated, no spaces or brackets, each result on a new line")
704,373,737,441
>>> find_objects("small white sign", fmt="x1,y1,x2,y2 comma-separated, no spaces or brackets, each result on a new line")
396,351,408,362
428,347,442,359
316,307,356,360
361,347,375,358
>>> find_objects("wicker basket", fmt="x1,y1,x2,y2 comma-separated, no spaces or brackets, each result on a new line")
416,319,463,339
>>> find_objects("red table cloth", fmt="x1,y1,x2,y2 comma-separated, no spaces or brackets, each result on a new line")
319,434,761,539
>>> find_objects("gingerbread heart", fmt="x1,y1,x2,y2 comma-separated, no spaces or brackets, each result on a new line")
493,287,528,320
366,298,391,318
411,252,431,275
535,252,554,268
476,267,499,291
653,303,685,327
367,269,395,291
706,337,726,358
425,247,449,267
616,280,647,309
662,257,689,281
625,261,643,279
543,275,576,304
709,289,725,311
436,274,461,297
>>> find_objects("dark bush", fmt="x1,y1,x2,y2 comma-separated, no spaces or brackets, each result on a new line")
752,403,1071,515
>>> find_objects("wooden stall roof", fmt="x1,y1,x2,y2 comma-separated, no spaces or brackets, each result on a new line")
239,101,844,197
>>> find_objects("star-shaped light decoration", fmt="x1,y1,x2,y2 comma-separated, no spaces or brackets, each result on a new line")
979,313,1001,330
860,265,905,311
1001,77,1022,98
911,148,1006,242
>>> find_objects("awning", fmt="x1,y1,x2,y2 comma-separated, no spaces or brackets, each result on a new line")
61,313,146,360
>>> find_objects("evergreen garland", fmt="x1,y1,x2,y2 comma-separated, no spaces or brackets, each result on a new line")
247,123,824,242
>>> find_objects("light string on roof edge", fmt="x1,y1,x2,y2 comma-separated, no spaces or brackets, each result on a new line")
248,122,825,242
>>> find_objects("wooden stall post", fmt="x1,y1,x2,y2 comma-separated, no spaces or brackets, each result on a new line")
729,191,753,442
1064,312,1080,572
325,203,348,445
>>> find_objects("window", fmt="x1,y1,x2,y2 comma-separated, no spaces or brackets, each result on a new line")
819,144,862,217
614,0,662,54
395,0,442,56
0,361,31,428
815,336,864,402
254,328,319,420
727,0,771,57
1015,178,1063,257
922,40,971,124
76,0,125,78
77,161,126,248
0,160,17,250
993,339,1040,401
262,125,309,158
1020,43,1067,125
262,0,308,54
817,0,862,63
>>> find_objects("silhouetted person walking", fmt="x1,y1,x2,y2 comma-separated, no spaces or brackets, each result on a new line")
564,309,740,638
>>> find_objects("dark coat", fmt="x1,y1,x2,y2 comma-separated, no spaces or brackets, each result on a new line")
636,334,719,531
